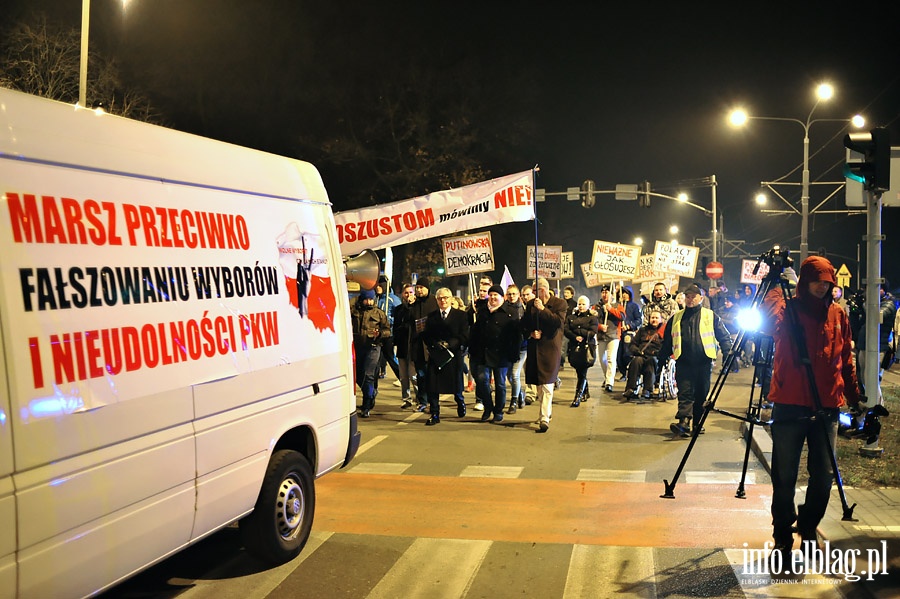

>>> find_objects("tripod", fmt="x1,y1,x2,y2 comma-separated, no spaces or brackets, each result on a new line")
660,250,858,523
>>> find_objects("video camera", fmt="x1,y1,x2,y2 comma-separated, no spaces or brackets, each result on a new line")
754,246,794,281
840,403,890,445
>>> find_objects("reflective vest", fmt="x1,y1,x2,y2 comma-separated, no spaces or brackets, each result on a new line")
671,308,717,360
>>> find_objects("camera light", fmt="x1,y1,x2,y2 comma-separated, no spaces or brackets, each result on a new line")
737,307,762,332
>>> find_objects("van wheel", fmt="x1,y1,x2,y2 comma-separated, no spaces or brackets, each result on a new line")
239,450,315,565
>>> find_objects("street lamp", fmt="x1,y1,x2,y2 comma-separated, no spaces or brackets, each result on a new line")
728,83,864,263
79,0,130,107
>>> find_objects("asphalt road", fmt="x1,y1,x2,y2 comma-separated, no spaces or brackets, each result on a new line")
101,359,858,598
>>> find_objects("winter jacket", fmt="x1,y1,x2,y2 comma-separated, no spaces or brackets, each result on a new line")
470,302,522,367
351,302,390,349
564,309,599,350
594,301,625,342
629,324,662,358
760,255,861,410
521,295,568,385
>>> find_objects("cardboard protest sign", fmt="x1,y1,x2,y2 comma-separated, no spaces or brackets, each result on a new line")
441,232,495,276
741,258,769,284
527,245,562,279
590,240,640,278
652,241,699,277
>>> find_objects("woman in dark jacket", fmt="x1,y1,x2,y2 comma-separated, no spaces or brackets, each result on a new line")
565,295,599,407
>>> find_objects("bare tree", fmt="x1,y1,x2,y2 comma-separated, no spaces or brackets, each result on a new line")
0,14,159,122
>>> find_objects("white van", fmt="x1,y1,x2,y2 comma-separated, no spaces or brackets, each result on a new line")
0,88,360,598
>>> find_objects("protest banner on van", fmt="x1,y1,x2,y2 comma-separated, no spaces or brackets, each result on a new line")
590,240,640,278
335,170,534,255
442,232,494,276
653,241,699,277
527,245,562,279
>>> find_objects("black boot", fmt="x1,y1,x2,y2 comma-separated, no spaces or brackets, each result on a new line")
571,379,587,407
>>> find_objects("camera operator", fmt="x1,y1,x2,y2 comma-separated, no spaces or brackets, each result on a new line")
759,255,863,561
853,282,897,404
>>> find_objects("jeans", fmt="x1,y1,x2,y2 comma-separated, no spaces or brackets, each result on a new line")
507,348,526,404
770,403,838,542
476,364,509,416
470,359,489,404
356,343,382,410
397,357,417,400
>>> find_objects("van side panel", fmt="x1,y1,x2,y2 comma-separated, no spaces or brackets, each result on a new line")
1,89,356,597
17,481,195,599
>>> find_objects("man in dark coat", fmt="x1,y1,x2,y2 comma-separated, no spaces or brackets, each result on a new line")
420,287,469,425
471,285,522,423
521,277,569,432
409,282,438,412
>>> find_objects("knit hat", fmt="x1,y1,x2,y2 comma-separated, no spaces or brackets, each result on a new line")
359,289,376,300
488,285,504,296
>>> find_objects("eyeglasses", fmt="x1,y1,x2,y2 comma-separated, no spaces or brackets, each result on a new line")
436,295,452,300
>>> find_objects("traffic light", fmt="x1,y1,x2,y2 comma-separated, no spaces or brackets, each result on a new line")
581,179,596,208
844,127,890,192
638,181,651,207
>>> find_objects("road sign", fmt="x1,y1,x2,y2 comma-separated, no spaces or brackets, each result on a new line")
705,261,724,280
836,263,852,288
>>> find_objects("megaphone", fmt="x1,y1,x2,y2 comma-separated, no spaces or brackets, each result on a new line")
343,249,380,290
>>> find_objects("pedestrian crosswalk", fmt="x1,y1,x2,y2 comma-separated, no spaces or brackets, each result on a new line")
174,532,847,599
345,462,758,484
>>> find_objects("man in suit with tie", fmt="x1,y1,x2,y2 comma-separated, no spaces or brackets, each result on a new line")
420,288,469,425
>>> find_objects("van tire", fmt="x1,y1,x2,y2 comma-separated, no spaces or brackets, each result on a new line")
240,450,315,565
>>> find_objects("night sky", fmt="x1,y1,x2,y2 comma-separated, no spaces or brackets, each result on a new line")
4,0,900,292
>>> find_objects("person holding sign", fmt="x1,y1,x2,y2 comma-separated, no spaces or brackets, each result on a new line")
593,285,625,393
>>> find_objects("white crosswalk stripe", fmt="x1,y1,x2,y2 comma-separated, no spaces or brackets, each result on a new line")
366,538,491,599
564,544,656,598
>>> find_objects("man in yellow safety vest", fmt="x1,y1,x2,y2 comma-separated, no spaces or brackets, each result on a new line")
659,283,733,437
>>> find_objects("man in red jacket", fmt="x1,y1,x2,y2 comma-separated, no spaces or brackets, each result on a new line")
760,255,862,564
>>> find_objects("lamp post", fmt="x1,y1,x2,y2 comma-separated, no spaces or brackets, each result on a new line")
673,176,718,264
728,84,864,263
79,1,131,107
79,0,91,107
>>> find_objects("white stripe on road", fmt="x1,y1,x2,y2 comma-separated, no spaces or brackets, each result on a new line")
366,538,491,599
564,544,656,599
356,434,387,456
577,469,646,482
460,465,524,479
686,471,756,485
347,462,412,475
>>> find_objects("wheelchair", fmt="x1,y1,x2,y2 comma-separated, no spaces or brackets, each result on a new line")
633,357,677,400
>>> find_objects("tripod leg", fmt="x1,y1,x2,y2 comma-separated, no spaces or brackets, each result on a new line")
736,421,755,499
816,412,857,521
